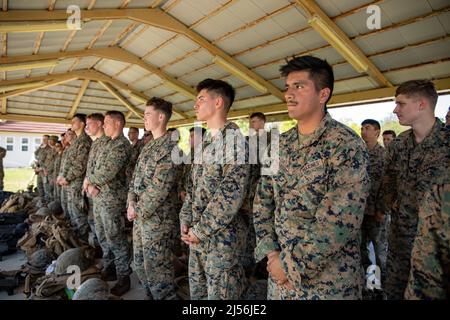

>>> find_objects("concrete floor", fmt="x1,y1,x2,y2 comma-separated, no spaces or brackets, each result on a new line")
0,250,146,300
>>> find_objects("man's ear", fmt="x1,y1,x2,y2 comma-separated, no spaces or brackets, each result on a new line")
215,95,224,111
319,87,331,105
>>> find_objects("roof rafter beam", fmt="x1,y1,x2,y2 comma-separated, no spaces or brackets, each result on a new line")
0,46,196,100
98,81,143,119
296,0,392,88
67,79,89,119
0,69,192,119
0,8,284,100
0,76,78,99
1,97,6,114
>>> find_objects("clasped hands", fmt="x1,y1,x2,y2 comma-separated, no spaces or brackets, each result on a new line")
267,251,294,290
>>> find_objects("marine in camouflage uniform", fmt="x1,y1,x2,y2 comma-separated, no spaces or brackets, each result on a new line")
86,133,131,279
59,131,92,239
59,147,71,219
52,151,62,202
241,130,271,276
378,118,449,299
85,134,110,246
404,174,450,300
35,144,51,198
0,146,6,190
253,113,370,300
42,145,57,202
361,142,388,284
125,139,145,187
180,121,251,300
128,133,183,300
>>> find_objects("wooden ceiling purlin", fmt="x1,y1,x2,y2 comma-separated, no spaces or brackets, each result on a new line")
67,79,89,119
0,76,78,99
98,81,143,120
0,46,197,100
296,0,391,88
144,0,384,83
0,8,284,101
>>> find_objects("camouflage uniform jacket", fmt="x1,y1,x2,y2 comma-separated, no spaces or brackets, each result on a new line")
179,121,251,244
377,119,449,237
253,113,370,299
405,172,450,300
59,131,92,188
365,143,387,216
53,153,62,180
87,133,130,198
126,139,144,185
86,135,110,178
43,148,57,178
36,145,51,170
128,133,183,226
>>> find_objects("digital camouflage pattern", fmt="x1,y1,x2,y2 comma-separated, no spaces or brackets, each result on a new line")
378,119,449,299
128,133,183,300
126,139,145,186
35,145,51,198
85,134,110,244
87,133,131,277
241,131,271,275
59,131,92,239
179,121,251,300
405,176,450,300
58,148,70,218
42,147,57,202
254,113,370,300
361,143,388,282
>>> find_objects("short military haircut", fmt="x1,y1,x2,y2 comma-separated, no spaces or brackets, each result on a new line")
87,113,105,124
189,126,207,136
146,97,173,122
43,135,50,138
105,110,126,126
72,113,87,125
395,79,438,109
361,119,381,131
280,55,334,107
250,112,266,122
382,130,396,138
129,126,139,133
50,135,59,141
196,78,236,112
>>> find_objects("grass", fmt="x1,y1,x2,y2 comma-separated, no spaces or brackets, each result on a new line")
2,167,36,193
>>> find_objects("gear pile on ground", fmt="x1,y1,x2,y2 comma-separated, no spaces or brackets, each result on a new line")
0,191,36,259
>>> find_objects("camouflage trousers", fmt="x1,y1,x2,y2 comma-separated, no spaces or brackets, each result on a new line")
36,173,45,197
133,218,178,300
43,175,54,202
53,183,61,205
360,214,389,284
86,196,99,246
60,185,69,219
385,213,418,300
93,194,131,277
66,184,90,240
188,235,247,300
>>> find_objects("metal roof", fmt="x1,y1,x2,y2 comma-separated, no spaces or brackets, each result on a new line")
0,0,449,128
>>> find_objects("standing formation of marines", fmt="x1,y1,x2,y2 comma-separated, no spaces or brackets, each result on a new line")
24,54,448,300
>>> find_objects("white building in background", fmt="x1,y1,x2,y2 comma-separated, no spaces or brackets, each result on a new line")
0,121,69,168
